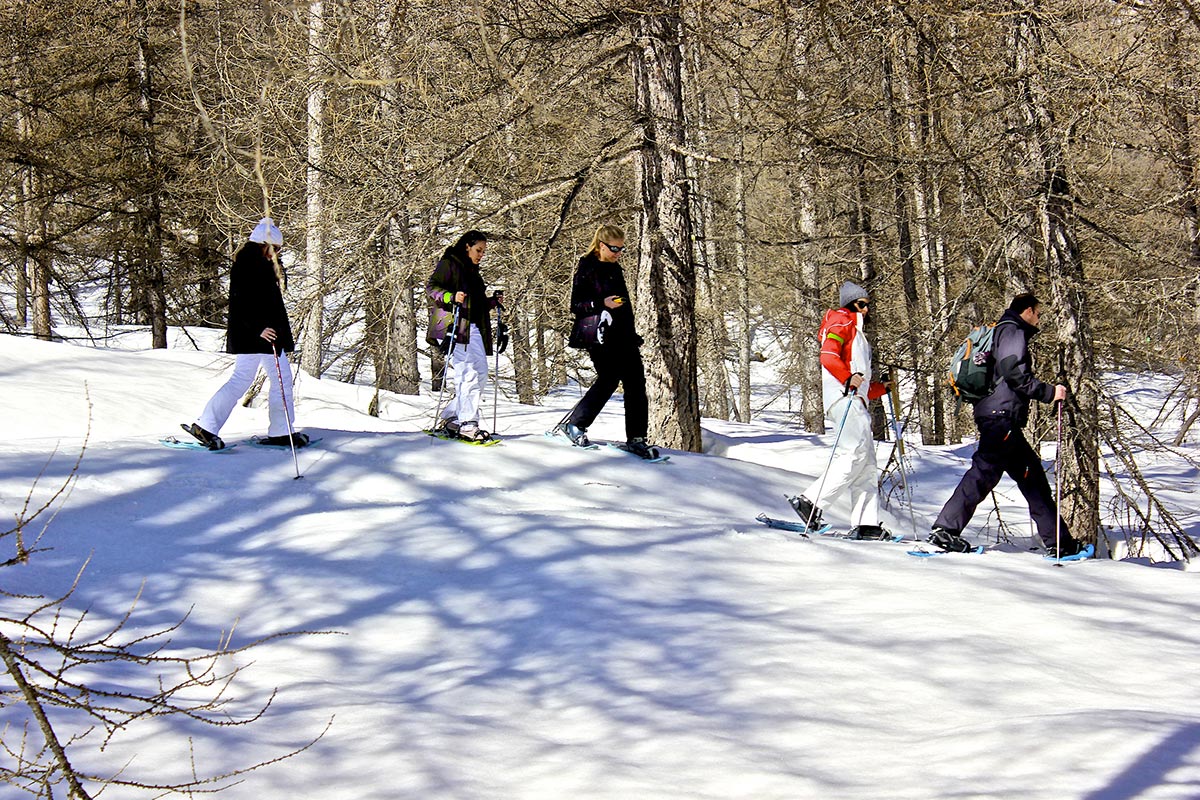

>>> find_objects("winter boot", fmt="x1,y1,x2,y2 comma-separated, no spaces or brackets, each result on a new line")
456,421,491,442
555,422,590,447
183,422,225,451
928,526,972,553
1044,539,1084,559
260,432,310,448
435,415,458,433
625,438,659,460
848,524,891,540
787,495,824,529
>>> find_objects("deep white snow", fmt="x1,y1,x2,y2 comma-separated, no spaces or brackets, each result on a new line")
2,330,1198,799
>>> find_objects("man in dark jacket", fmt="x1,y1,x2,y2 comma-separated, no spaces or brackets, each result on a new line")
929,293,1084,556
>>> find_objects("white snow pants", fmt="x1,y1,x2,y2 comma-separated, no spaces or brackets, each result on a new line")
801,394,880,527
197,352,295,437
439,324,488,425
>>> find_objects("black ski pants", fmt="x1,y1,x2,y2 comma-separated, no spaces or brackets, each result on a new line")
568,344,648,441
934,416,1073,549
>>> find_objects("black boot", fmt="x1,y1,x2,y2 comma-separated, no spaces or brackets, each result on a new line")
183,423,225,451
260,432,310,447
928,527,972,553
787,495,824,528
625,438,659,459
848,525,891,540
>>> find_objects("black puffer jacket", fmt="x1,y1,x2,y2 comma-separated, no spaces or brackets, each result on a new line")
567,253,640,348
974,309,1055,427
225,243,294,354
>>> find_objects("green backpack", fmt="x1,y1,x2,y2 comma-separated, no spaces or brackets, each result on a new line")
947,320,1014,404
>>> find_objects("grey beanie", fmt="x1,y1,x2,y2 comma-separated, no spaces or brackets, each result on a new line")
839,281,868,308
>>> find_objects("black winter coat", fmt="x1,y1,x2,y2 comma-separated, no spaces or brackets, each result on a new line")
226,243,295,355
973,308,1054,427
567,253,640,349
425,251,496,356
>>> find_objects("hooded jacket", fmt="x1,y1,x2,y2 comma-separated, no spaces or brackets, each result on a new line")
973,308,1054,427
225,243,294,355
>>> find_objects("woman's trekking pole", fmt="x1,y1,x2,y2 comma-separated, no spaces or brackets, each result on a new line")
805,388,857,532
430,302,461,431
272,344,302,480
492,304,506,435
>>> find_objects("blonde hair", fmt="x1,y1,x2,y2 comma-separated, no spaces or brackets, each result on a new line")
586,224,625,256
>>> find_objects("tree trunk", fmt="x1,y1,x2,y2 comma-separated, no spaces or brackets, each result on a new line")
131,0,167,349
882,43,932,444
371,3,419,395
631,10,701,451
683,32,732,421
300,0,326,377
510,307,535,405
14,73,32,329
786,12,825,434
1010,2,1099,543
732,90,752,424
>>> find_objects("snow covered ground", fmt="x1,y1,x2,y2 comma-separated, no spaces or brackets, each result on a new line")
2,331,1199,799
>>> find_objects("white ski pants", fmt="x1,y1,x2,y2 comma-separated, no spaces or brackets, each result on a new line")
801,394,880,527
440,324,488,426
197,352,295,437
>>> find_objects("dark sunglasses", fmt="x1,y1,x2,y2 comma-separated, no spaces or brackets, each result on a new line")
602,241,625,254
852,299,870,311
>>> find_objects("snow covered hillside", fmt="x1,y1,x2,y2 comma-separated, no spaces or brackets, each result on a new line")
2,332,1198,799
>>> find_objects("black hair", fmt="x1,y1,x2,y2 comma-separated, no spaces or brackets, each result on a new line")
1009,292,1040,315
444,229,488,261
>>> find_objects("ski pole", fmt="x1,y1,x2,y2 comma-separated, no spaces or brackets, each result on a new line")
272,344,302,480
430,302,461,431
805,387,857,532
492,303,505,434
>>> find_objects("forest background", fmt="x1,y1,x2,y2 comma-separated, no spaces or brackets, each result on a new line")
1,0,1198,554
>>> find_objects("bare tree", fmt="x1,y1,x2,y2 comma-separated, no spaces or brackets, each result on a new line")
1,435,325,797
630,8,701,451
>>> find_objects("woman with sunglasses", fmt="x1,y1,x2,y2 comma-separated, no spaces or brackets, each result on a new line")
787,281,891,538
554,224,657,459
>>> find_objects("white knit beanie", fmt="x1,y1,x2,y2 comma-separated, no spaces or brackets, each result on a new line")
839,281,868,308
249,217,283,246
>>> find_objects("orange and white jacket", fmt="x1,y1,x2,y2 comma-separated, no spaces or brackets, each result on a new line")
817,308,887,413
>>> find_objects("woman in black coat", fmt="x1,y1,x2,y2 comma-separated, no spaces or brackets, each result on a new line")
184,218,307,450
555,224,657,459
426,230,503,441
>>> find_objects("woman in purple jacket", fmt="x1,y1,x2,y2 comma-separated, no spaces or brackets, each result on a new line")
425,230,503,441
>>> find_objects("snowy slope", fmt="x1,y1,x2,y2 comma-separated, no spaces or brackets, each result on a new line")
2,332,1199,800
